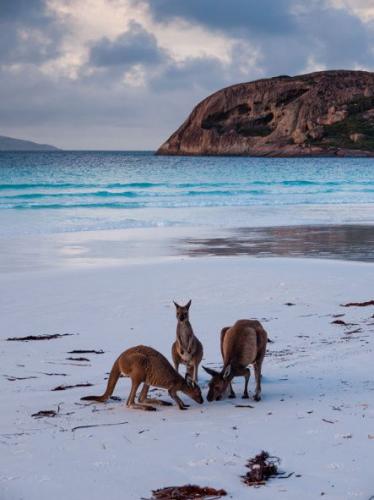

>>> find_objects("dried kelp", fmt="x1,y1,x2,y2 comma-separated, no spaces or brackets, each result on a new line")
242,451,292,487
150,485,227,499
7,333,73,341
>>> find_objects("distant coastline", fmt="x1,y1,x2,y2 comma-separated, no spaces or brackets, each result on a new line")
0,134,60,151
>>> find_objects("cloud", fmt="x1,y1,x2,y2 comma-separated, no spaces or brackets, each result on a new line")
298,4,374,68
147,0,374,76
89,21,167,68
147,0,296,35
0,0,62,64
0,0,373,148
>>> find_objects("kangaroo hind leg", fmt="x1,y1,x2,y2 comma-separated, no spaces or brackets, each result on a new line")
138,384,172,406
127,379,156,411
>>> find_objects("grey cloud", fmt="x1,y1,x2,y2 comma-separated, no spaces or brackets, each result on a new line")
0,0,62,63
0,0,45,22
299,5,374,68
89,21,167,68
148,0,374,75
150,57,229,92
148,0,296,35
1,0,374,149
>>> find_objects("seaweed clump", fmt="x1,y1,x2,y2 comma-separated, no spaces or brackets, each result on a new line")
242,451,282,486
150,484,227,499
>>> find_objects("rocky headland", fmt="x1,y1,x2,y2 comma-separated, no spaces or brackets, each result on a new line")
157,70,374,157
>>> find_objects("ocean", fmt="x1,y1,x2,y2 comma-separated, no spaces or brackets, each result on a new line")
0,151,373,237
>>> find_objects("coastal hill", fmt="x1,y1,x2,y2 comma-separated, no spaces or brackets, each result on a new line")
0,135,60,151
157,70,374,157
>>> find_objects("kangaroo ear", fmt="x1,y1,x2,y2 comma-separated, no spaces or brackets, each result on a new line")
185,299,192,310
202,365,219,377
173,301,180,309
223,364,231,379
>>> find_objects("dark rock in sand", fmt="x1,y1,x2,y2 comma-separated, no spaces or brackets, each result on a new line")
157,70,374,157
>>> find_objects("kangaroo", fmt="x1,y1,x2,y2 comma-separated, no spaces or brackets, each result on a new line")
81,345,203,411
171,300,203,383
203,319,268,402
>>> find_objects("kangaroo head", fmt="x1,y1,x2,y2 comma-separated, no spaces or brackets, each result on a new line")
183,373,203,404
203,365,232,402
173,299,191,322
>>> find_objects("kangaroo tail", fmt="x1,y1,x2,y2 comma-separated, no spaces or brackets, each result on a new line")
81,360,121,402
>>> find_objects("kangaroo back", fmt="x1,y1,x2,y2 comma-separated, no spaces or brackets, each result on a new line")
222,320,261,367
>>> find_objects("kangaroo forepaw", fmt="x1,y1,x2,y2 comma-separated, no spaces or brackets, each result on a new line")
242,393,250,399
229,393,236,399
253,394,261,402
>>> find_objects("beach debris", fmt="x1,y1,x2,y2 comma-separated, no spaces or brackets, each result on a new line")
344,328,362,335
332,314,345,318
322,418,336,424
284,302,296,306
32,403,62,418
71,421,128,432
7,333,73,341
66,357,90,362
341,300,374,307
32,410,58,419
235,404,254,408
41,372,68,376
241,451,292,487
149,484,227,499
6,375,37,381
52,383,93,391
368,434,374,439
331,320,357,326
67,349,104,354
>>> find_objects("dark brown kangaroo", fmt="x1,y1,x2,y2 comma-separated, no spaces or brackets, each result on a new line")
171,300,203,383
203,319,268,402
81,345,203,411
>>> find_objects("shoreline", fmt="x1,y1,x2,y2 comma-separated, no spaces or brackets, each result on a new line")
1,223,373,274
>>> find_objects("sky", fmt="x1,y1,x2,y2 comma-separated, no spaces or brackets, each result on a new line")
0,0,374,150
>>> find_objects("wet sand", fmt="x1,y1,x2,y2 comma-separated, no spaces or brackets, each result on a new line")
181,224,374,262
0,224,373,274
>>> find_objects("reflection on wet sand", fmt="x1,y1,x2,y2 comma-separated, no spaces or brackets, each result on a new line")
182,225,374,262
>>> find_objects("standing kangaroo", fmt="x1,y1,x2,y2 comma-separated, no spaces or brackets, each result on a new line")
81,345,203,411
203,319,267,402
171,300,203,383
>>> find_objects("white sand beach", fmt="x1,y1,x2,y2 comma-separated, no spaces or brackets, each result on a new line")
1,247,373,499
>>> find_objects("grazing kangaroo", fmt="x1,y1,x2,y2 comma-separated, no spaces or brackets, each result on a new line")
81,345,203,411
171,300,203,383
203,319,268,402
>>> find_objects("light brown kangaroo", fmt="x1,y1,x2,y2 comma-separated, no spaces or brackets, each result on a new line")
81,345,203,411
203,319,268,402
171,300,203,383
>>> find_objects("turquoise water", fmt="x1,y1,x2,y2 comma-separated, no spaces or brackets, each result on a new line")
0,151,373,235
